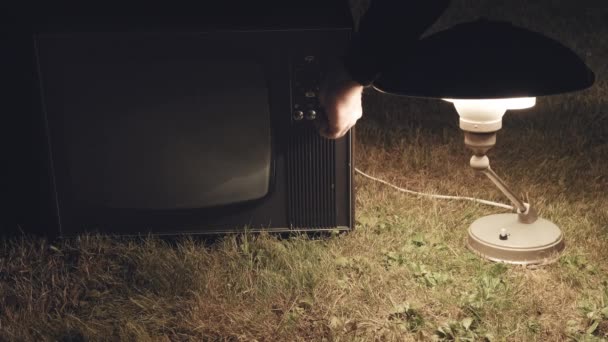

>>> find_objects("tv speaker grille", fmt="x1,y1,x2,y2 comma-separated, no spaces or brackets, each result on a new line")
287,124,336,229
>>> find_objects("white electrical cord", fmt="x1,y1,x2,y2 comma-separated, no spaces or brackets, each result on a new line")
354,168,514,210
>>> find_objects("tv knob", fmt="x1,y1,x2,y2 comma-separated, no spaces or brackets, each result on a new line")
293,110,304,121
305,110,317,120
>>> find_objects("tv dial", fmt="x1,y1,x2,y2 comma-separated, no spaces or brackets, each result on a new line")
305,110,317,120
293,110,304,121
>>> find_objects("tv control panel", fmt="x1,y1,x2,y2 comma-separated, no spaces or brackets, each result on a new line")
291,54,322,122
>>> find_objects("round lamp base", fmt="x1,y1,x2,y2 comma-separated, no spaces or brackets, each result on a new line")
467,213,565,265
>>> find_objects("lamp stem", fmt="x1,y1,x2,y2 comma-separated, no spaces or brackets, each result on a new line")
481,167,527,213
469,154,538,223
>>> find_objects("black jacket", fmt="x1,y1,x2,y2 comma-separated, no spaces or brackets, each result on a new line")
345,0,451,86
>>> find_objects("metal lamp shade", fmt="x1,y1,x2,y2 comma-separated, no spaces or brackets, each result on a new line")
373,19,595,99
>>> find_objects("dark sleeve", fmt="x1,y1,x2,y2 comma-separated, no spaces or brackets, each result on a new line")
344,0,451,86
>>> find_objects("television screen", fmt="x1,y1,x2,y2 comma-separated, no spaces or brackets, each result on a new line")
37,34,272,210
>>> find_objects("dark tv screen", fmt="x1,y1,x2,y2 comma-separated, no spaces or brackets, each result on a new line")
37,34,271,210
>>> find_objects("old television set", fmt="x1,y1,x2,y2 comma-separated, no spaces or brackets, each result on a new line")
3,1,354,236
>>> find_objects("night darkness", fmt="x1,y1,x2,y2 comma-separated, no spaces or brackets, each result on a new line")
1,0,607,340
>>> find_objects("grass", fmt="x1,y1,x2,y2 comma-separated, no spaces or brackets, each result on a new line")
2,0,607,340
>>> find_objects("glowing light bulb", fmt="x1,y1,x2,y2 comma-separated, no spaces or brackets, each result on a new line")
443,97,536,132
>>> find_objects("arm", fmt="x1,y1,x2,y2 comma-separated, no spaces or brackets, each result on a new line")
344,0,451,86
318,0,451,139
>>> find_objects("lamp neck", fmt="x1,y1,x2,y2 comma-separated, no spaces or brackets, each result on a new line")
464,132,497,155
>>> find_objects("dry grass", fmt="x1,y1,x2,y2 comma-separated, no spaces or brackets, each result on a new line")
2,0,608,341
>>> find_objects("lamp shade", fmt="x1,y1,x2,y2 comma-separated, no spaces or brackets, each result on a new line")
373,19,595,99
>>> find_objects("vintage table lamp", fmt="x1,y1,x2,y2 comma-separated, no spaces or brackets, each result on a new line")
373,19,595,264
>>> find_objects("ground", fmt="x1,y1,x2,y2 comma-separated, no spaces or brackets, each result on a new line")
1,0,607,341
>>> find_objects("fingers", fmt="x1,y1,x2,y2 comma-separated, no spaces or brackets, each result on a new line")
317,108,361,139
315,112,342,139
318,111,361,139
317,76,364,139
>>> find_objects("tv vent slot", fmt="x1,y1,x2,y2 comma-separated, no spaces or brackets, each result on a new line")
287,124,336,229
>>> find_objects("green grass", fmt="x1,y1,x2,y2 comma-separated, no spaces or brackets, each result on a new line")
2,0,607,340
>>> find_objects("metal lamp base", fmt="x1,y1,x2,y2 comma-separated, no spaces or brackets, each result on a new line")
467,213,565,265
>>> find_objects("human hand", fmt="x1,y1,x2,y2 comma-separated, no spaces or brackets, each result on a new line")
317,66,364,139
